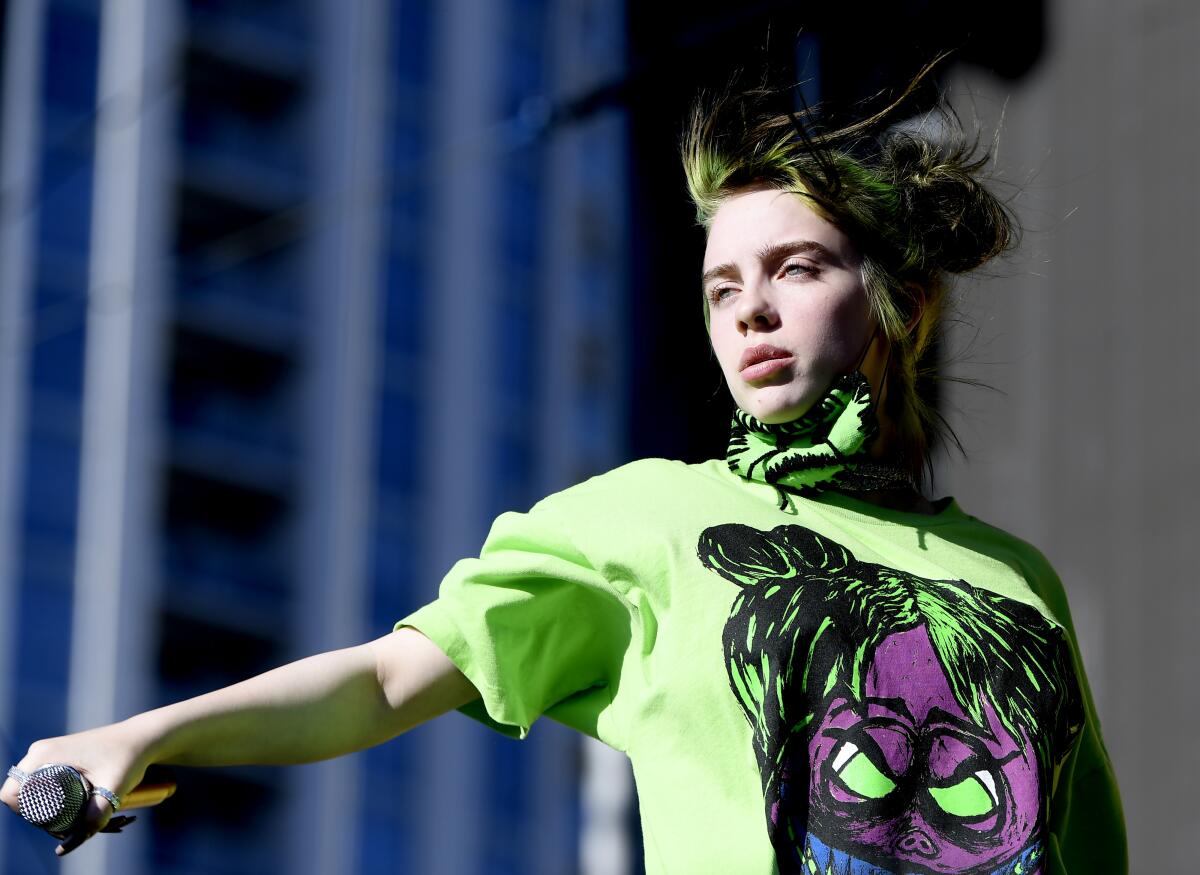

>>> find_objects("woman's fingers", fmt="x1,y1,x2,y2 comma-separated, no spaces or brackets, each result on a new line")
0,773,20,813
4,729,152,857
8,774,138,855
99,815,136,833
54,793,115,856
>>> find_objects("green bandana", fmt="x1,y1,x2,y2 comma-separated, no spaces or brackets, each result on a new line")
726,369,912,507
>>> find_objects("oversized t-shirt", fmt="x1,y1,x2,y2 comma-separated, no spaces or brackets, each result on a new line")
395,457,1127,875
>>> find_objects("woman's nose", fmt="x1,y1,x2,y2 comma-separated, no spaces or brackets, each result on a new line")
736,286,779,333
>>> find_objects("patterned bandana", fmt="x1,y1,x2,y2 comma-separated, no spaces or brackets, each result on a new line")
726,368,915,507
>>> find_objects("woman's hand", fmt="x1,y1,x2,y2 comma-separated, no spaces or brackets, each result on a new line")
1,723,147,856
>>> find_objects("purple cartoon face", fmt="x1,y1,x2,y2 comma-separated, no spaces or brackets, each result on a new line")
696,523,1082,875
802,626,1042,873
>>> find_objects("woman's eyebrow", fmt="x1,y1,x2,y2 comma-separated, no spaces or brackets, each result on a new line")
701,239,835,289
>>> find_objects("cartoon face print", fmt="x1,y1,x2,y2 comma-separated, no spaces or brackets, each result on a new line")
805,626,1040,872
696,523,1082,875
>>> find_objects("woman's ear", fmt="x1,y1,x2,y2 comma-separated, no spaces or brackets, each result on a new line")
901,281,927,334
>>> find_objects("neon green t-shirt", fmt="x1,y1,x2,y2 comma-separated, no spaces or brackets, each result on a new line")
396,457,1127,874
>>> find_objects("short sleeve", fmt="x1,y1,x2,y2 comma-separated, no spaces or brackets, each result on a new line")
395,493,638,747
1046,628,1128,873
1017,552,1129,873
1047,706,1127,872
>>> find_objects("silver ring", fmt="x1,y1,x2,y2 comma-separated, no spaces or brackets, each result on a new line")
90,785,122,812
6,766,28,785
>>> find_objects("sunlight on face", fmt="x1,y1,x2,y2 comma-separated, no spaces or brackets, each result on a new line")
702,186,875,423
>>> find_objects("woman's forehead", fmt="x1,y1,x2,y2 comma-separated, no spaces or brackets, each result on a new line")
703,186,856,268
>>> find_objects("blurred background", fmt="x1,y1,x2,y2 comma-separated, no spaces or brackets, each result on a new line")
0,0,1193,873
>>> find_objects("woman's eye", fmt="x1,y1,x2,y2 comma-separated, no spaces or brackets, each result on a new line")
708,286,735,304
782,261,817,279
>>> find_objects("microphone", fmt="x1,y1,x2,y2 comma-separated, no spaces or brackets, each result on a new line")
15,763,176,835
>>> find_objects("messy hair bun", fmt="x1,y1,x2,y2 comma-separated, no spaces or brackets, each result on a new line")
681,59,1018,488
882,130,1016,276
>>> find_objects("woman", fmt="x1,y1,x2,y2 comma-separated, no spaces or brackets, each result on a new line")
2,71,1127,873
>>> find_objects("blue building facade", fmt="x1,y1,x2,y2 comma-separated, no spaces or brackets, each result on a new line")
2,10,99,875
17,0,98,735
0,1,632,873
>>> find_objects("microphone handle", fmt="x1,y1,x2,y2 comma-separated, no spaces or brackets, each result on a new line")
123,768,176,806
121,764,177,810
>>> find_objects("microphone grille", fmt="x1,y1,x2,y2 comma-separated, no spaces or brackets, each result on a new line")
18,764,88,834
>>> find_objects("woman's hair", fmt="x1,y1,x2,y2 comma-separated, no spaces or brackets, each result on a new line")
681,61,1017,488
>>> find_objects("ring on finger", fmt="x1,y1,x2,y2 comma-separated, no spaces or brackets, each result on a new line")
90,786,122,812
6,766,28,785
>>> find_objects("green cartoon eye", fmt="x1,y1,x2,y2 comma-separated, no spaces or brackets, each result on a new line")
832,742,896,799
928,770,998,818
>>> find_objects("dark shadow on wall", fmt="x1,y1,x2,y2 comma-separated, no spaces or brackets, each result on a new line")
622,1,1047,466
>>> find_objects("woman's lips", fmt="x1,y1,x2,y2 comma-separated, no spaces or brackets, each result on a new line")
740,355,795,381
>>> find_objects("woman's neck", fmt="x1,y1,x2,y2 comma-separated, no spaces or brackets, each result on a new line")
852,402,940,514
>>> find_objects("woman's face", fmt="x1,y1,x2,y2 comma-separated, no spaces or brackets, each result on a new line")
703,186,876,424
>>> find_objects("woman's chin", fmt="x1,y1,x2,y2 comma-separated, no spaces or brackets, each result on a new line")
732,370,833,423
744,399,816,425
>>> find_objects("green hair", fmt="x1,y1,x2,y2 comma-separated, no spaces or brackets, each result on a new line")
681,63,1017,488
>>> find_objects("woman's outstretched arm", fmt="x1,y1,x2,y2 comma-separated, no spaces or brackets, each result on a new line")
0,627,477,855
146,626,477,767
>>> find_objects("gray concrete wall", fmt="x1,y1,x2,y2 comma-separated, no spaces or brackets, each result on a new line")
937,3,1199,867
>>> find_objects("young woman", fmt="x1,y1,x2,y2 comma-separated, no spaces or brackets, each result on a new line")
3,73,1127,873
